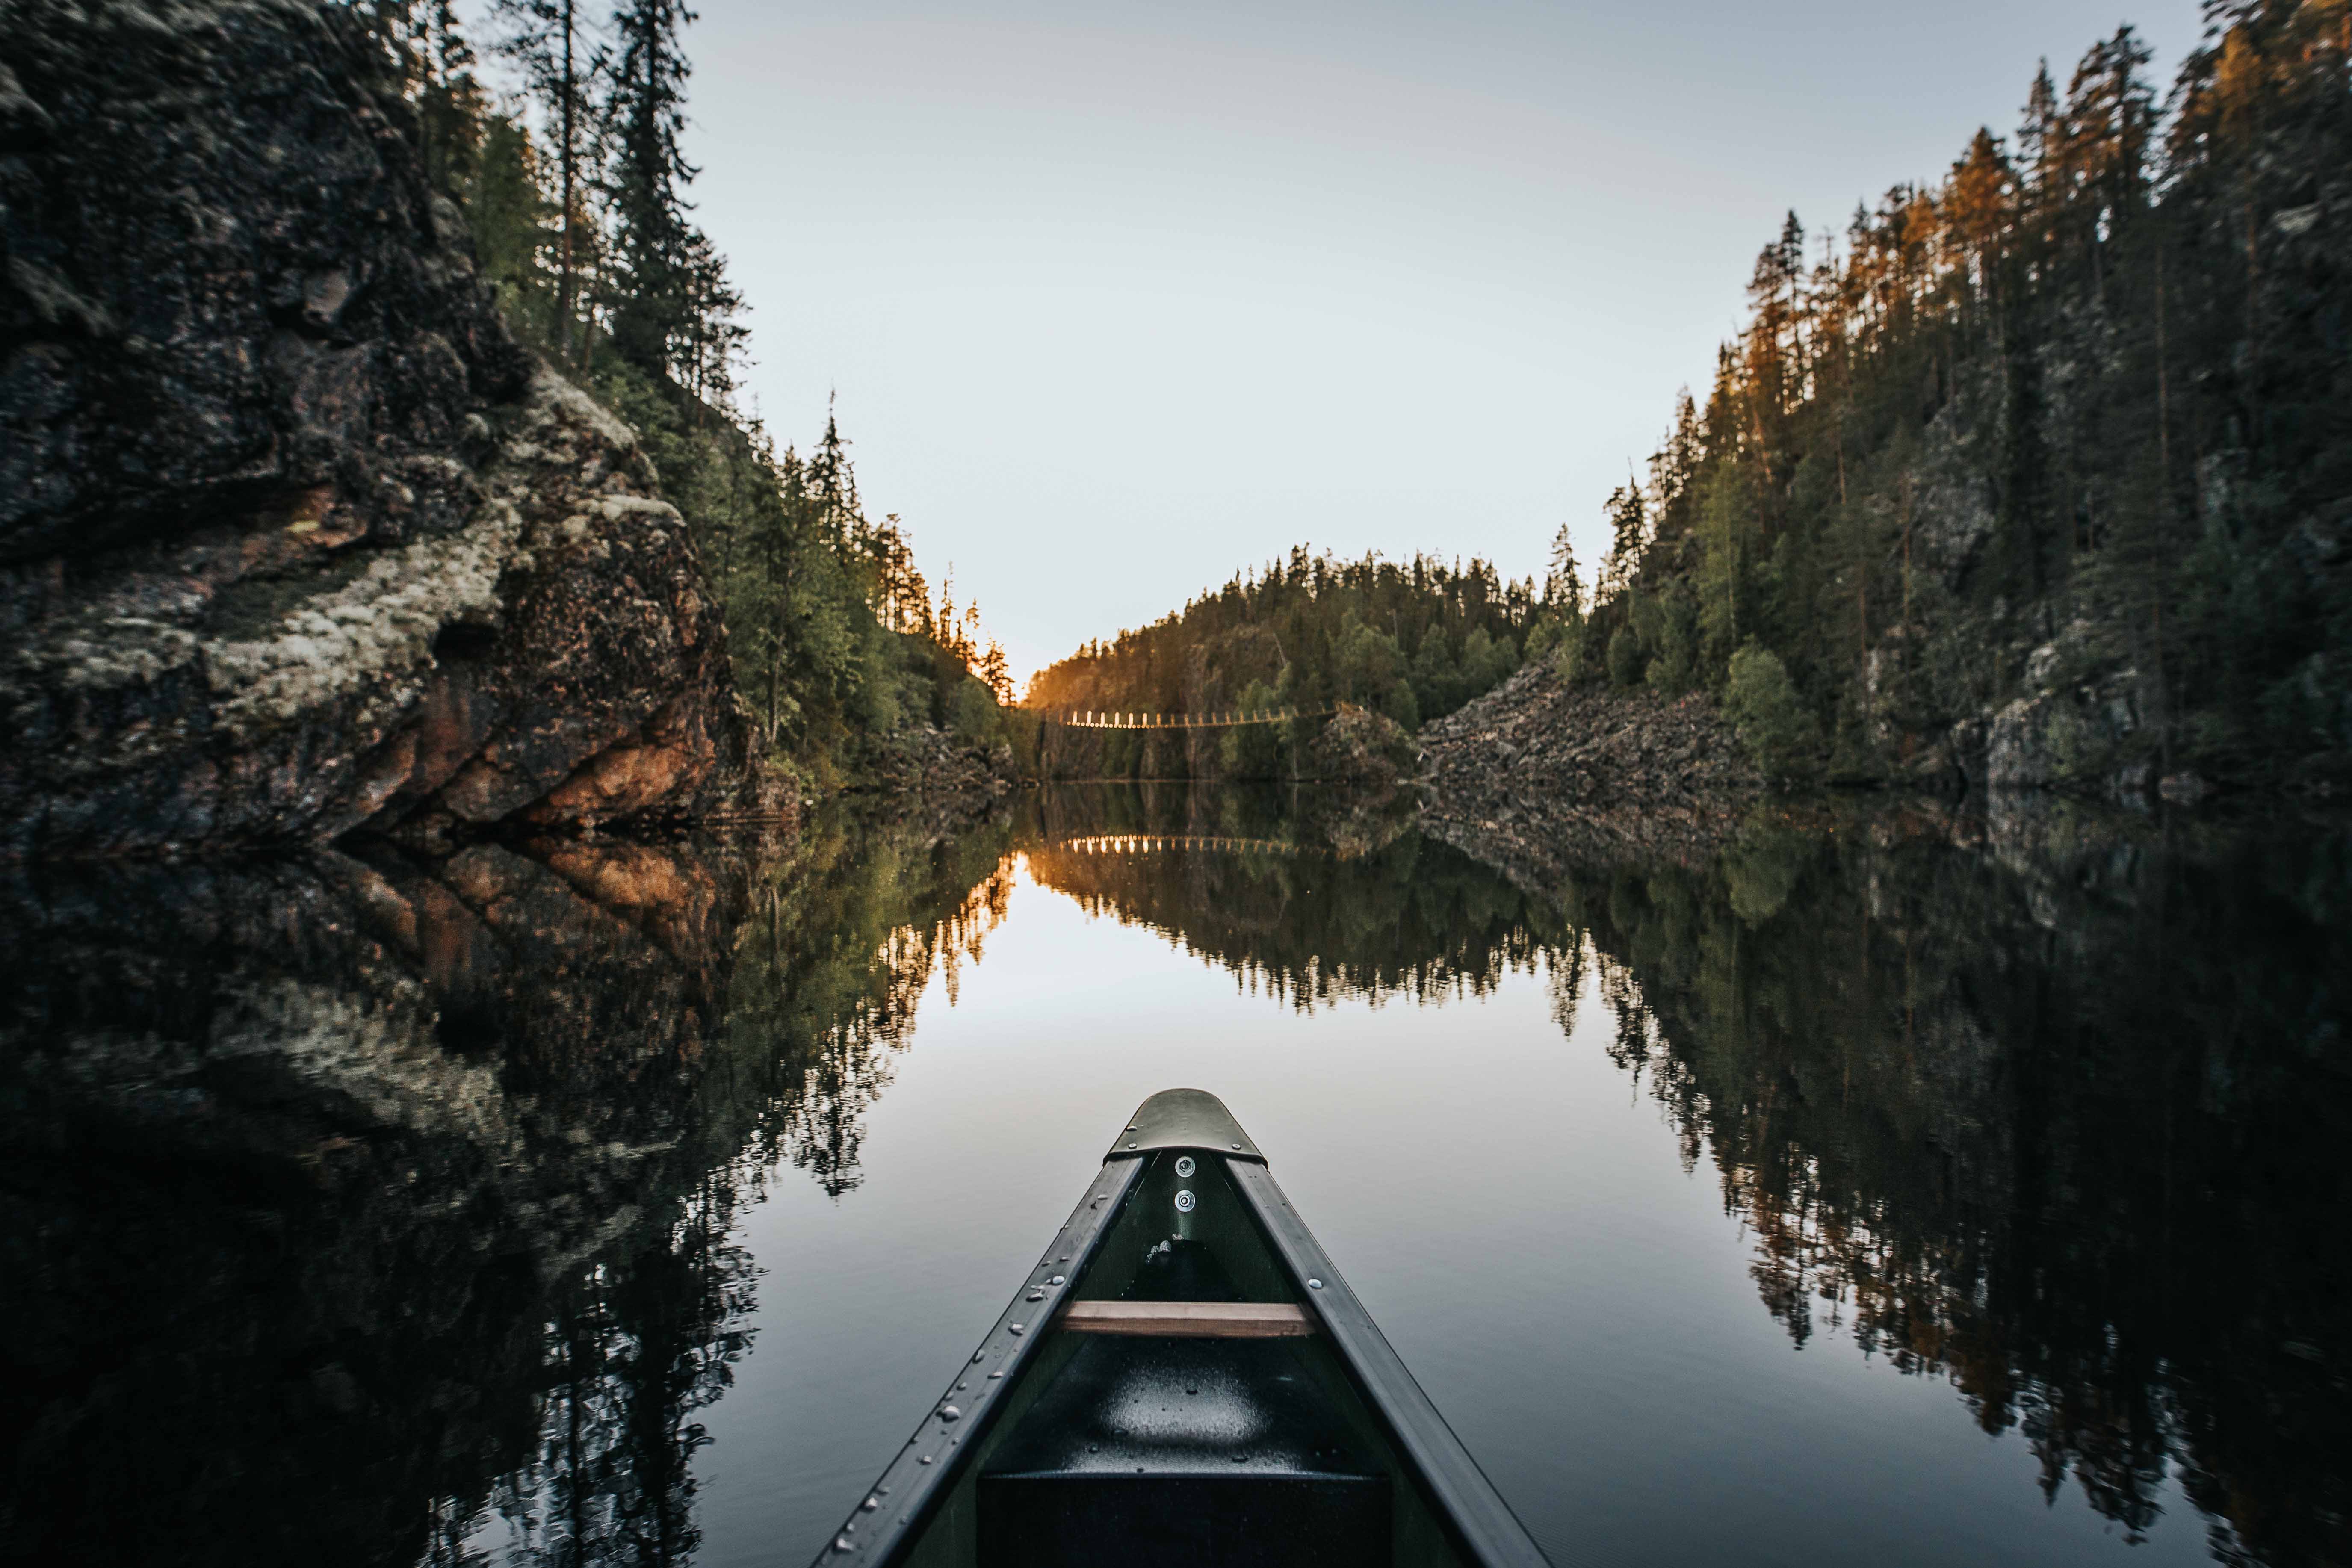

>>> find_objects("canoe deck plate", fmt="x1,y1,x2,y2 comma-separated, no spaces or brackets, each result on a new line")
1107,1087,1265,1163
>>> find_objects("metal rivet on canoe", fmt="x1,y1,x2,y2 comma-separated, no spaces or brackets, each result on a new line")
862,1498,879,1511
1009,1323,1025,1335
833,1536,855,1552
1175,1156,1195,1178
988,1370,1003,1379
956,1382,967,1391
918,1456,932,1465
1027,1290,1044,1301
1126,1142,1138,1150
1231,1143,1241,1150
1059,1255,1070,1263
939,1405,961,1422
1049,1275,1064,1285
1308,1279,1324,1289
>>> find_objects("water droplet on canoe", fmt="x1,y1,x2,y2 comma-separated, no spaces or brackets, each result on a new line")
988,1370,1003,1379
1026,1290,1044,1301
939,1405,961,1422
1307,1279,1324,1289
918,1456,932,1465
1059,1255,1070,1262
1009,1323,1025,1335
1049,1275,1065,1285
955,1382,967,1391
862,1498,879,1511
833,1537,855,1552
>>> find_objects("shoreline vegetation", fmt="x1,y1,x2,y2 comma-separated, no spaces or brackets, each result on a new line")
347,0,1029,805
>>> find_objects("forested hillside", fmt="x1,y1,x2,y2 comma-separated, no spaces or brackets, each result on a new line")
1558,0,2348,794
1021,550,1552,780
1024,547,1565,776
345,0,1018,792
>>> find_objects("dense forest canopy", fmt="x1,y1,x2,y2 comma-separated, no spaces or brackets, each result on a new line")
1025,545,1572,734
339,0,1018,790
1560,0,2349,786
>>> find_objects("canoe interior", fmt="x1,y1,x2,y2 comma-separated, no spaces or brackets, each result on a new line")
892,1148,1472,1568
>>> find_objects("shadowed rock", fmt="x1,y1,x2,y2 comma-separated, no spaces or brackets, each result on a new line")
0,0,759,859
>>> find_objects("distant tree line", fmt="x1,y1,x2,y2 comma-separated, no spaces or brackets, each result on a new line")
1026,546,1568,740
1557,0,2349,786
338,0,1016,790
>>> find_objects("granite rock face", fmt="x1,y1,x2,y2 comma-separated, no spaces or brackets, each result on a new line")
1422,662,1761,809
0,0,758,858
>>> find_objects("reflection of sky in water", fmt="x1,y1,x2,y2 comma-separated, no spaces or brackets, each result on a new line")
676,851,2218,1568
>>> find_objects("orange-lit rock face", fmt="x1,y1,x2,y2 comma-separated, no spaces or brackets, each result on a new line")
526,693,725,830
0,2,759,859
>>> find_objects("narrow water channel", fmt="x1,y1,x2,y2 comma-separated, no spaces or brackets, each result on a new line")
2,787,2343,1568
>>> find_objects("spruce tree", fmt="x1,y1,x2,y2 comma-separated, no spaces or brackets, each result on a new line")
601,0,700,378
491,0,597,362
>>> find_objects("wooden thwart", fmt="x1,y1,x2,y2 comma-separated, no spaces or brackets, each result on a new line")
1058,1300,1316,1338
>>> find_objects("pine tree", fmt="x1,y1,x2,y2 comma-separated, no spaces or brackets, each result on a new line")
601,0,700,378
1544,525,1583,616
491,0,598,362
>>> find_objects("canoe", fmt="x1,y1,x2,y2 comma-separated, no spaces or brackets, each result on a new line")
810,1088,1550,1568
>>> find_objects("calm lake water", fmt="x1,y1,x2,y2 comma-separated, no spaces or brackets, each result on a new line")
2,785,2345,1568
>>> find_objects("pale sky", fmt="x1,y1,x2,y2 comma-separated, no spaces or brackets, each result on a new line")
652,2,2196,683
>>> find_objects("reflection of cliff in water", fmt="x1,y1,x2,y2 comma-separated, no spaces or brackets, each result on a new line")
0,806,1014,1568
1449,800,2352,1568
1022,783,1548,1007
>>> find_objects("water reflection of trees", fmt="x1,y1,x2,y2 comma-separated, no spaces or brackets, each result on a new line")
0,803,1018,1568
1022,783,1557,1009
1501,806,2352,1568
715,815,1015,1198
437,809,1020,1567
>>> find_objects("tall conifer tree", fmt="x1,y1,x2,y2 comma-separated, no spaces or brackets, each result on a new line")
491,0,596,361
602,0,699,377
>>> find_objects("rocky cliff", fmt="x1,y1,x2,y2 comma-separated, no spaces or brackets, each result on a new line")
0,0,760,859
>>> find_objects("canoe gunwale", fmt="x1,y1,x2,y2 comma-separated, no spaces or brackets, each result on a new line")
810,1155,1145,1566
1228,1158,1552,1568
